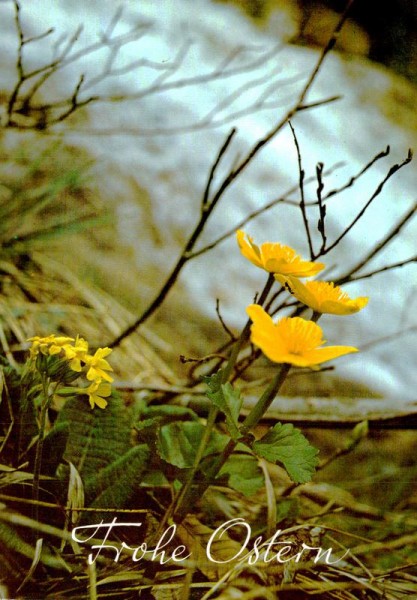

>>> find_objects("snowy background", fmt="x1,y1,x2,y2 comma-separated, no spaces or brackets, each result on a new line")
0,0,416,399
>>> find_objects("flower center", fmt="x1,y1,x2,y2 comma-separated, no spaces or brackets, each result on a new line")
276,317,323,354
307,281,349,302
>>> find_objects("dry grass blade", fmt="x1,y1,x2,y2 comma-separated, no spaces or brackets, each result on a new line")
177,515,246,580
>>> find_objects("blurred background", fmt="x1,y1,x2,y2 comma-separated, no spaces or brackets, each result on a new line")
220,0,417,79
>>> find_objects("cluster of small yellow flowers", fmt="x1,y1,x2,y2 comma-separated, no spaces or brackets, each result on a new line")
27,334,113,409
236,230,369,368
29,335,74,359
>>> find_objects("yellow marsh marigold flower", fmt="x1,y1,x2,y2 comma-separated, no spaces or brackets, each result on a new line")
276,275,369,315
81,379,112,409
246,304,358,367
83,347,114,382
28,334,74,358
236,230,324,277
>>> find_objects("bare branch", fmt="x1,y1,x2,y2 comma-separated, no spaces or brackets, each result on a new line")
337,201,417,284
108,128,238,349
188,196,293,260
4,0,343,136
296,95,341,111
323,146,391,202
64,94,340,137
215,299,236,342
99,5,124,43
87,1,358,348
316,161,327,255
6,0,25,122
342,255,417,283
102,42,286,101
201,128,237,213
189,166,347,260
323,149,413,255
289,121,314,258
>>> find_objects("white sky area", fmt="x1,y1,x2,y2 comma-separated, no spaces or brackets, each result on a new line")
1,0,416,399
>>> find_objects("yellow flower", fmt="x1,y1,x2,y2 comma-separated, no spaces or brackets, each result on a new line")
28,334,74,358
82,379,112,409
246,304,358,367
83,347,114,382
276,275,369,315
236,230,324,277
63,336,89,372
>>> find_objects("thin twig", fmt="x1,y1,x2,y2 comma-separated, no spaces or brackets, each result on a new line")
323,146,390,202
6,0,25,122
108,128,237,348
63,94,340,137
108,0,355,347
188,163,345,260
215,299,236,341
201,128,237,212
324,150,413,255
342,255,417,283
316,161,327,255
289,121,314,258
336,201,417,284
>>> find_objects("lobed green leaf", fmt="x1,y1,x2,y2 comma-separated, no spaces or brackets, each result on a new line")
253,422,319,484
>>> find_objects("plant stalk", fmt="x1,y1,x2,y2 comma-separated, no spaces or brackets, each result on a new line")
32,374,50,524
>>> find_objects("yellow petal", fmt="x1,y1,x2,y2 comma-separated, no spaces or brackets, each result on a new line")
246,304,359,368
93,396,108,409
301,346,358,365
276,275,318,309
237,231,324,276
276,275,369,315
236,230,263,269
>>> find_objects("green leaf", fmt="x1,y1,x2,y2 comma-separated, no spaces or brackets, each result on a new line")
157,421,228,469
56,393,132,482
83,445,150,523
39,423,69,476
218,453,264,497
276,498,300,523
204,371,243,441
0,522,62,569
139,404,199,421
252,423,319,484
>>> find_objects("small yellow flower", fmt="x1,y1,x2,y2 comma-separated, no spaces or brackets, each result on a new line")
63,336,89,372
236,230,324,277
82,379,112,409
83,347,114,382
246,304,358,367
28,334,74,358
276,275,369,315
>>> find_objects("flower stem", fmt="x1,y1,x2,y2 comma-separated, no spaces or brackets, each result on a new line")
202,362,291,484
175,362,291,523
240,363,291,434
170,274,275,523
221,273,274,384
32,374,50,524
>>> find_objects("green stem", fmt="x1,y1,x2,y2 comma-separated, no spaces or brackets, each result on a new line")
171,273,275,522
204,363,291,481
175,363,292,522
172,405,218,512
32,374,50,523
240,363,291,434
221,273,275,383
